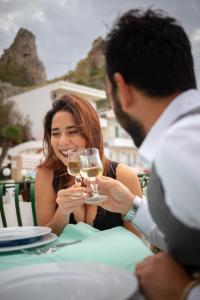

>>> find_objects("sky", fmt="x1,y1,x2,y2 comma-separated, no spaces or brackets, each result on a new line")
0,0,200,86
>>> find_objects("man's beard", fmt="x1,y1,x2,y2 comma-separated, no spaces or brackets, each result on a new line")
112,93,146,148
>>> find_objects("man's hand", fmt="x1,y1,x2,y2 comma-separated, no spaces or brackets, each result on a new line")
88,175,135,215
135,252,191,300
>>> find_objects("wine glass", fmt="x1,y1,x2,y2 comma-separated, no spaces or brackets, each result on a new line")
79,148,107,204
67,149,82,185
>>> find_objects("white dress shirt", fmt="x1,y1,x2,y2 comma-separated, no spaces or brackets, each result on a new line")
139,89,200,227
134,90,200,235
131,89,200,299
188,285,200,300
132,89,200,241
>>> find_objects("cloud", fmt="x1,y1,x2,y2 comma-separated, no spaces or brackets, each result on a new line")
0,12,19,32
192,28,200,43
32,11,46,23
0,0,200,83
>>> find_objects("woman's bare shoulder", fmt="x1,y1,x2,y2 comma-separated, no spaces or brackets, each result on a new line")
116,163,138,180
116,163,142,196
35,166,56,201
36,166,54,182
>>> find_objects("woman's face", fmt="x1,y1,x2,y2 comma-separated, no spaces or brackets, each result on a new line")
51,111,87,166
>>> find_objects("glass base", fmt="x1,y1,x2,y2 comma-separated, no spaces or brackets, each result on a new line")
85,194,107,204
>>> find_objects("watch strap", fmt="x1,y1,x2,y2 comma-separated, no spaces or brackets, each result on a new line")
122,196,142,221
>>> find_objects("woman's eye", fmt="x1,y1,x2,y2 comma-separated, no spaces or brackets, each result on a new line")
51,132,60,137
68,130,78,135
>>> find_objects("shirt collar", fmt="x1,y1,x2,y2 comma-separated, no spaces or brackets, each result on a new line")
139,89,200,168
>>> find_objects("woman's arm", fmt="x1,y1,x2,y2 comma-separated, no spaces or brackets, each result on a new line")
116,164,142,236
35,167,69,235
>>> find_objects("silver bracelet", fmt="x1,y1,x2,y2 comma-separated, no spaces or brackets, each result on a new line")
122,196,142,222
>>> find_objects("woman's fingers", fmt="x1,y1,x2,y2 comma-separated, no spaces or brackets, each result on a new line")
60,198,85,209
58,187,87,195
56,187,89,209
57,193,86,215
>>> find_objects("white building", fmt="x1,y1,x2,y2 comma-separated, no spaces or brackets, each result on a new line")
9,80,106,140
7,81,141,178
99,110,141,170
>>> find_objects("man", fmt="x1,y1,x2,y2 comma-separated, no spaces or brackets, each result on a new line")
95,9,200,300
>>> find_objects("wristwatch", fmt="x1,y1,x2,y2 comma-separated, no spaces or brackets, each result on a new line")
122,196,142,221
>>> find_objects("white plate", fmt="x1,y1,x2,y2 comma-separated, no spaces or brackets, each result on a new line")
0,226,52,242
0,233,57,252
0,262,138,300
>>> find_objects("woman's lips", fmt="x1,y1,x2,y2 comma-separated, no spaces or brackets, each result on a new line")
59,150,69,158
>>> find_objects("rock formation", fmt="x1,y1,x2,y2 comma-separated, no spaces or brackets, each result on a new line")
0,28,46,87
0,80,28,100
65,37,106,89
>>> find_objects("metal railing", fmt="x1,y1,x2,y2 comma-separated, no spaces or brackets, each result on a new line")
0,174,150,228
138,173,150,190
0,180,37,228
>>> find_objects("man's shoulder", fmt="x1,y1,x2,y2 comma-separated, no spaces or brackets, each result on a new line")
158,114,200,155
155,115,200,174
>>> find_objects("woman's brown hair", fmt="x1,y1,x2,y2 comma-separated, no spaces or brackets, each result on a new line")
39,94,109,188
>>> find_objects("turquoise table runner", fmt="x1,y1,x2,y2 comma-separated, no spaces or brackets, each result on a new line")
0,223,152,272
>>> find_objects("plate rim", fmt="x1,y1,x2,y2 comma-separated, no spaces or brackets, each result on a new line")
0,226,52,242
0,261,138,299
0,232,57,252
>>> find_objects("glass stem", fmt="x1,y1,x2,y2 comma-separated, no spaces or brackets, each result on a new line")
75,176,82,186
90,178,98,194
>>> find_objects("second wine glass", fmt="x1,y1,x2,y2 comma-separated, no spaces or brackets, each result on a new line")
79,148,107,204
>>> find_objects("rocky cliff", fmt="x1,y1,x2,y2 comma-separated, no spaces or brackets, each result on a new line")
0,30,105,99
0,81,28,100
64,37,106,89
0,28,46,87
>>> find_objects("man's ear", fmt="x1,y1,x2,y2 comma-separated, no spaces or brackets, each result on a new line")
114,72,133,112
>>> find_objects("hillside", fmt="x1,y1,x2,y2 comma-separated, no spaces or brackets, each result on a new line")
0,30,105,100
57,37,106,90
0,28,46,87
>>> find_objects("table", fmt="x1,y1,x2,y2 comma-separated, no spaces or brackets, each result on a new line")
0,222,152,272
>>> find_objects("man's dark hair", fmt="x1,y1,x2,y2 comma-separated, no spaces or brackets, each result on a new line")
105,9,196,97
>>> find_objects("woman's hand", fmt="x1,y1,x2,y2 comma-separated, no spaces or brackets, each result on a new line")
56,185,89,216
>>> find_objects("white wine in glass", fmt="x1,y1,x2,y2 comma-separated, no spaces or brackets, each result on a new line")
80,148,107,204
80,166,103,178
67,149,82,185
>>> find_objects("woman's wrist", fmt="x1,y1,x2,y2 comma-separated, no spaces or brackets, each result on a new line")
57,205,70,220
73,205,86,223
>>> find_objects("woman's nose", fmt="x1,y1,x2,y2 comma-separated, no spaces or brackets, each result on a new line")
59,133,70,146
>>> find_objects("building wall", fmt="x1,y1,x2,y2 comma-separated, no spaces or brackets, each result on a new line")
10,81,105,140
10,84,56,140
9,82,142,172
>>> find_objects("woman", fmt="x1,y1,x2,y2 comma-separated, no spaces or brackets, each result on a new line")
35,94,142,235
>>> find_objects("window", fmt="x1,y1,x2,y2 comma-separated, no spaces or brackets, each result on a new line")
115,126,119,138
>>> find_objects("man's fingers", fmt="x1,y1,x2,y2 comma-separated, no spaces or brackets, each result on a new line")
135,255,154,272
96,175,113,183
96,175,110,181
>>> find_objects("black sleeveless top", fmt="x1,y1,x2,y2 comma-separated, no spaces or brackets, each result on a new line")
52,161,123,230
